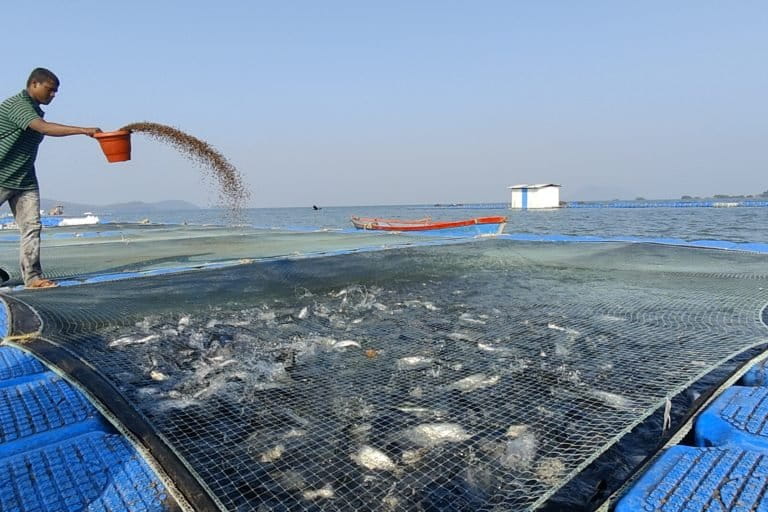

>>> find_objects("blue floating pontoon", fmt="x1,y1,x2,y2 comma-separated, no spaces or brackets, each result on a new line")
615,445,768,511
0,342,171,510
694,386,768,451
616,362,768,511
741,360,768,387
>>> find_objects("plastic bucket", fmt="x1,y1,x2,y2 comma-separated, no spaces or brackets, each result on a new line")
94,130,131,163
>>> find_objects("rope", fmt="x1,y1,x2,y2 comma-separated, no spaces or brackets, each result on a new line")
663,398,672,431
2,333,40,344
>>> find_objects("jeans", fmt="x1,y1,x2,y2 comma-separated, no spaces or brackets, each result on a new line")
0,187,42,284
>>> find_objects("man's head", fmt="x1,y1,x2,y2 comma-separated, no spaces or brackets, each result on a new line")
26,67,60,105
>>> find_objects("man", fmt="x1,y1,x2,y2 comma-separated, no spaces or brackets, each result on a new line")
0,68,101,288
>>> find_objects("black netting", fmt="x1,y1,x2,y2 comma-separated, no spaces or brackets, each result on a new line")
7,237,768,511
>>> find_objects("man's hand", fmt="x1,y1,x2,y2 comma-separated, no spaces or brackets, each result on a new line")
29,119,103,137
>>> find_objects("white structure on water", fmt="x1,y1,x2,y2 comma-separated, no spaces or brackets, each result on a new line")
508,184,561,209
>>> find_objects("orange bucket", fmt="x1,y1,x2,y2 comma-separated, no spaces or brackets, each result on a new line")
94,130,131,163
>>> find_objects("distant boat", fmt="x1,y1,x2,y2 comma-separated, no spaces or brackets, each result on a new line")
350,216,507,236
57,215,100,227
0,215,101,230
42,215,100,228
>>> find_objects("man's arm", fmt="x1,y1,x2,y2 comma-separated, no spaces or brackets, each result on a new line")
28,118,101,137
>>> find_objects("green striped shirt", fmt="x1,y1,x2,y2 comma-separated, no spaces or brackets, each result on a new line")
0,90,44,190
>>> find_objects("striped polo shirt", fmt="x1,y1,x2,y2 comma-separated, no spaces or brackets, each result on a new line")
0,90,44,190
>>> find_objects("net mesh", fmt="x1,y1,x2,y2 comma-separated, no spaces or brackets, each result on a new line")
0,224,441,284
4,226,768,511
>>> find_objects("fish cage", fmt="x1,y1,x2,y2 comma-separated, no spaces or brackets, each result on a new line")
0,223,767,511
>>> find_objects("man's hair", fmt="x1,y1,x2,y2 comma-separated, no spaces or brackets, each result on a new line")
27,68,59,87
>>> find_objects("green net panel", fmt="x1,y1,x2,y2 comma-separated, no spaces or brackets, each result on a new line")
0,224,444,284
4,226,768,511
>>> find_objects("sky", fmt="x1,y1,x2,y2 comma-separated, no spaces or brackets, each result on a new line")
2,1,766,207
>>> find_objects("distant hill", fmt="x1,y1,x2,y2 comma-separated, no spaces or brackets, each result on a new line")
0,198,201,216
96,200,202,213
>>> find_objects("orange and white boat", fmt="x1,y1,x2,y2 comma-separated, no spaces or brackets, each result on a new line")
350,216,506,236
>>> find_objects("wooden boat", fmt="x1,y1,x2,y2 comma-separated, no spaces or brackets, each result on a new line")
350,215,507,236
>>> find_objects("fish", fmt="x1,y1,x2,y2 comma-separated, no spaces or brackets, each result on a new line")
536,457,566,485
282,428,307,439
303,484,334,500
149,370,168,381
447,331,475,342
396,356,434,370
382,496,400,509
589,390,634,410
406,423,471,446
154,397,202,413
259,444,285,463
297,306,309,319
283,409,311,427
403,300,439,311
450,374,500,392
503,424,524,437
597,314,625,322
351,445,397,472
401,448,428,465
459,313,486,325
547,323,579,336
333,340,362,350
477,342,512,354
499,426,537,469
108,334,160,347
396,406,447,419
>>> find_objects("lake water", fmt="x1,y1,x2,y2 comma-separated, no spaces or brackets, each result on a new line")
23,234,768,511
104,204,768,244
13,203,768,511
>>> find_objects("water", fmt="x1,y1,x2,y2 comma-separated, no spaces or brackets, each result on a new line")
98,204,768,244
22,239,768,511
21,203,768,510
